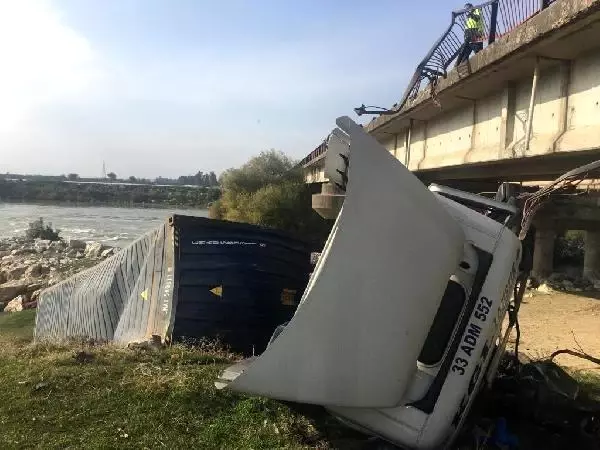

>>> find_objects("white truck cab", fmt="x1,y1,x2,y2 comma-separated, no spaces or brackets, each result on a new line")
216,116,527,449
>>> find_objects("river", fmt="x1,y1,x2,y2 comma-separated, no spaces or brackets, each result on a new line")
0,203,209,247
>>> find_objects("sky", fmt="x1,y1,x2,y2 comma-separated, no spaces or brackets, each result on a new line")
0,0,453,179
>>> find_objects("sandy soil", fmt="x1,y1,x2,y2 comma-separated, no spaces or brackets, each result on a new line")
511,290,600,371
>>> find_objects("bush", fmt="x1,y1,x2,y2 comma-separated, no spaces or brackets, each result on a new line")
554,230,585,265
213,150,331,248
25,218,61,241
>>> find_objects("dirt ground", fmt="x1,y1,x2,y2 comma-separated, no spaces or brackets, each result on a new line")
511,290,600,371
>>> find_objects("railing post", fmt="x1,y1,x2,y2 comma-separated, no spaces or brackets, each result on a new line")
488,1,499,44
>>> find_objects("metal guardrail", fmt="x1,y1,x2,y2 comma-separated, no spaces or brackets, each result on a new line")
303,0,558,170
356,0,558,117
299,139,328,168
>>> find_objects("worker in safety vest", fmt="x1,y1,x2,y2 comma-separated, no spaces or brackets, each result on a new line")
456,3,484,65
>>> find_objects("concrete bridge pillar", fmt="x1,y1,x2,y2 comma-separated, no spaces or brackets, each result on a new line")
312,183,345,220
583,230,600,280
532,228,556,279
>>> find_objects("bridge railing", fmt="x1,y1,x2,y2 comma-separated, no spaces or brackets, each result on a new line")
355,0,558,117
304,0,558,170
299,140,328,168
396,0,558,112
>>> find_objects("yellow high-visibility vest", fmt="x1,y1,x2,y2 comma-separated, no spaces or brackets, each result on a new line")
466,8,484,34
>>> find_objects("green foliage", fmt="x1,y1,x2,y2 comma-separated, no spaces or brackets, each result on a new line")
220,150,298,194
213,150,330,246
0,179,220,208
67,173,79,181
554,230,585,265
25,218,61,241
0,309,36,344
106,172,117,181
0,311,361,449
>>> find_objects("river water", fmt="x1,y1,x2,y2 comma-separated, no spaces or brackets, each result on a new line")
0,203,209,247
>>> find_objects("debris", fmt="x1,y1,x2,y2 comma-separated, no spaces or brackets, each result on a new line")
0,280,30,303
84,242,105,259
3,295,25,312
100,248,115,259
73,351,95,364
25,263,47,279
536,283,553,294
34,382,49,391
67,239,86,250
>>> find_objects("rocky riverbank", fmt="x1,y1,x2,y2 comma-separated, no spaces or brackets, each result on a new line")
529,271,600,295
0,237,118,312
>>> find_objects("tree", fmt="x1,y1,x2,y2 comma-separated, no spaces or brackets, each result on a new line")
67,173,79,181
220,150,297,194
210,149,330,247
107,172,117,181
128,176,137,182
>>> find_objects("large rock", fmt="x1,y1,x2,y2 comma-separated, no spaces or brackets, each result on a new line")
4,295,25,312
25,263,49,278
34,239,51,253
68,239,86,250
85,242,105,259
11,248,34,256
0,280,30,303
536,283,554,295
27,281,45,292
30,289,42,302
6,265,27,281
50,240,66,252
47,273,64,285
100,248,115,259
561,280,575,291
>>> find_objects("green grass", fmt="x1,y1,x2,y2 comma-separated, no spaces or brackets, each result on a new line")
2,312,597,450
0,309,37,343
573,370,600,401
0,311,362,450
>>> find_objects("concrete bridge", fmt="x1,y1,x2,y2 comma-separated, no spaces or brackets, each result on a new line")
301,0,600,280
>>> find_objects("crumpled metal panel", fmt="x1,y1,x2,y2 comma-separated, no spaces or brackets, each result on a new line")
34,223,175,344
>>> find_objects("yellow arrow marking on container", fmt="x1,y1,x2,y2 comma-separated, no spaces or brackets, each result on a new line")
140,290,148,301
210,286,223,297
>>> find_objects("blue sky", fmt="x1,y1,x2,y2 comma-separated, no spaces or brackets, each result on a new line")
0,0,453,178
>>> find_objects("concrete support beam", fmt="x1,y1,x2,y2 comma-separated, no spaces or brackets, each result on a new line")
583,230,600,280
499,82,516,157
312,183,345,220
551,60,571,152
532,228,556,279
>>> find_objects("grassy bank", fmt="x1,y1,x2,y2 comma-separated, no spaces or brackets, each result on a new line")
0,312,361,449
1,312,598,449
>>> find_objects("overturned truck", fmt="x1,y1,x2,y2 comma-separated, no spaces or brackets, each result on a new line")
216,117,598,448
34,216,312,355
